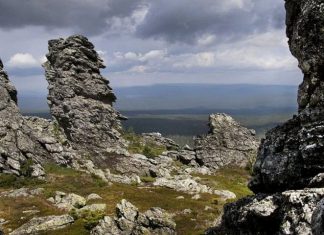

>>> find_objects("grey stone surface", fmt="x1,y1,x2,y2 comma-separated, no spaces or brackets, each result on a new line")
9,215,74,235
207,1,324,234
249,0,324,193
48,191,87,211
195,113,258,170
207,188,324,235
141,133,180,151
0,188,44,198
0,60,77,177
91,199,176,235
44,35,126,157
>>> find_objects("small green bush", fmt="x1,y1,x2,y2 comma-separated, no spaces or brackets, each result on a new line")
0,174,44,188
140,176,156,183
90,174,107,187
142,142,166,158
20,159,34,177
70,209,105,231
122,129,166,158
245,151,257,175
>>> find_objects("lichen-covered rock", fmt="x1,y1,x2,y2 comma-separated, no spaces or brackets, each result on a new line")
0,188,44,198
0,60,70,177
91,199,176,235
195,113,258,170
249,0,324,193
207,188,324,235
48,191,87,211
153,175,236,199
207,1,324,234
9,215,74,235
44,35,126,157
141,133,180,151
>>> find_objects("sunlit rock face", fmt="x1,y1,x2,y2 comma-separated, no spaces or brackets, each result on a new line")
249,0,324,193
206,1,324,234
194,113,258,170
44,35,126,155
0,60,68,177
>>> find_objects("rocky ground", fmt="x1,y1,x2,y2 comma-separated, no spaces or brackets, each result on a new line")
0,164,251,234
0,31,261,235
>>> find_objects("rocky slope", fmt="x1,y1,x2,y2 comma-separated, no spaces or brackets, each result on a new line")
0,34,261,234
44,35,126,156
195,114,258,170
207,0,324,234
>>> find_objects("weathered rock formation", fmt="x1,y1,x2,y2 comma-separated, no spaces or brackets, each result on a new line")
44,35,126,156
207,188,324,235
249,0,324,193
91,199,176,235
195,113,258,170
10,215,74,235
0,60,74,177
207,0,324,234
141,133,180,151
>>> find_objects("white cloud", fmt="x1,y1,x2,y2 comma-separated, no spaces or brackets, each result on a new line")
197,34,216,46
115,49,167,62
129,65,148,73
140,50,166,61
7,53,41,68
210,0,253,13
174,52,215,68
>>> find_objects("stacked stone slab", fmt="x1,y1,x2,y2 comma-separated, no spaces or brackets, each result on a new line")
195,113,258,170
207,1,324,234
0,60,73,177
44,35,126,156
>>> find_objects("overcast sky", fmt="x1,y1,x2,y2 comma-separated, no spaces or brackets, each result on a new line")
0,0,302,95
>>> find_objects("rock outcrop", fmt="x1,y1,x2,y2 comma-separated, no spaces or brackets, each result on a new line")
141,133,180,151
249,0,324,193
10,215,74,235
207,0,324,234
195,113,258,170
44,35,126,156
91,199,176,235
208,188,324,235
0,60,74,177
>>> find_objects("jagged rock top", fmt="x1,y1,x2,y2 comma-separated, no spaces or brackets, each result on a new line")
45,35,116,104
44,35,125,155
0,59,17,104
286,0,324,110
208,113,256,137
195,113,258,170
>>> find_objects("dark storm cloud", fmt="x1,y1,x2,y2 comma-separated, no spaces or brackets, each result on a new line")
136,0,285,43
0,0,144,35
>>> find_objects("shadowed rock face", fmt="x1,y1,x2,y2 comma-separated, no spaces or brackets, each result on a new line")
195,113,258,170
206,1,324,234
44,35,126,155
249,0,324,193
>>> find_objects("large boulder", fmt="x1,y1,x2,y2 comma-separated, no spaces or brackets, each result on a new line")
249,0,324,193
207,188,324,235
10,215,74,235
195,113,258,170
44,35,126,156
91,199,176,235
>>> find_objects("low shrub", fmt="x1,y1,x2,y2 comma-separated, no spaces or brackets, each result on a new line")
0,174,44,189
